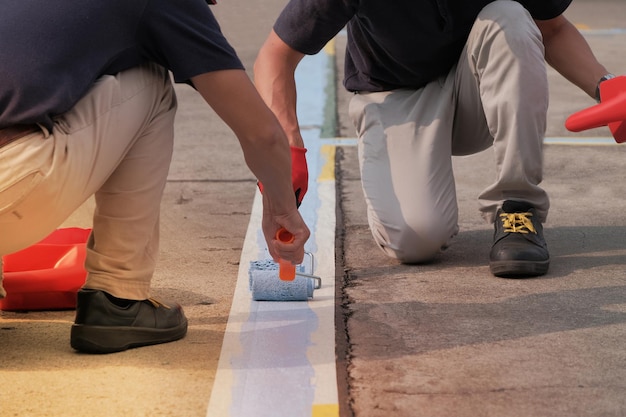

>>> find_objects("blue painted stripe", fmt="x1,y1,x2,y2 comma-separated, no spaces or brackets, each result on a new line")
206,51,339,417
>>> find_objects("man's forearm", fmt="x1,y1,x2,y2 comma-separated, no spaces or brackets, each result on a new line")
191,69,296,213
254,30,306,147
539,17,610,99
254,64,303,146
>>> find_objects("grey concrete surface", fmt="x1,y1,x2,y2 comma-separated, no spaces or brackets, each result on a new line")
335,1,626,416
1,1,625,416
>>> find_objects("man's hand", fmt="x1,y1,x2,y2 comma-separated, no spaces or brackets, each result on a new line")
261,196,310,267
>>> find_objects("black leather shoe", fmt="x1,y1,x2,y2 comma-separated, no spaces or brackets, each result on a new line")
71,289,188,354
489,200,549,278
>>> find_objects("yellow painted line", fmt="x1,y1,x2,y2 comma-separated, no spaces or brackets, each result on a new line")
323,38,336,56
312,404,340,417
319,145,336,182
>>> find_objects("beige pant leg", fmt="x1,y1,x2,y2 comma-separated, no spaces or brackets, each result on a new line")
349,0,549,263
349,79,460,264
0,63,177,299
454,0,550,223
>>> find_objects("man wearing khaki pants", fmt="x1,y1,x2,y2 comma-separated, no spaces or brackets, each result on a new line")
1,0,310,353
254,0,615,277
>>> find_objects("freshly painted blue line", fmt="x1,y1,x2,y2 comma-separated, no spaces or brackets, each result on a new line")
230,55,333,415
296,53,330,132
229,300,319,416
206,51,339,417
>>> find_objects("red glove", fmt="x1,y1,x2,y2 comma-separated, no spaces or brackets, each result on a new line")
290,146,308,207
257,146,309,208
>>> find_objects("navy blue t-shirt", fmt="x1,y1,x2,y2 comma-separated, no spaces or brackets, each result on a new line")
0,0,243,129
274,0,572,92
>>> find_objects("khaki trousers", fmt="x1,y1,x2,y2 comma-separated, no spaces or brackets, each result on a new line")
0,63,177,299
348,0,549,263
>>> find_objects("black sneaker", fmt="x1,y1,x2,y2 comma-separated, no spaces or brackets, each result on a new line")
70,289,188,354
489,200,549,278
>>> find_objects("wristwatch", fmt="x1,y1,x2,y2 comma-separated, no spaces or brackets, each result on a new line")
595,73,615,102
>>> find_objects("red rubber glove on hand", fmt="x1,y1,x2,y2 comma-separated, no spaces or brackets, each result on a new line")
290,146,308,207
258,146,309,208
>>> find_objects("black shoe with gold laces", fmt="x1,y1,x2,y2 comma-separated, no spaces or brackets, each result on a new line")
489,200,550,278
70,289,188,354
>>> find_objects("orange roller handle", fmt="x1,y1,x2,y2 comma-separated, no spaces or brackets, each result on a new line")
275,227,296,281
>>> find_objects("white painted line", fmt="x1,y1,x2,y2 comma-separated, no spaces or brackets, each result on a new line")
544,136,618,146
315,137,620,147
320,137,358,146
579,28,626,36
206,52,340,417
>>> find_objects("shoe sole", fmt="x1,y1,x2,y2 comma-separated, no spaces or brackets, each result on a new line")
70,320,188,354
489,259,550,278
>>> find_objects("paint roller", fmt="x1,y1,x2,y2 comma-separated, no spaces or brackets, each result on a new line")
565,75,626,143
248,227,321,301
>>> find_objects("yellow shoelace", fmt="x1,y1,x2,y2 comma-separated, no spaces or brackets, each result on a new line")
499,212,536,234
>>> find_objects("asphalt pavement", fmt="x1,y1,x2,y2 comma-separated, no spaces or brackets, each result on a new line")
335,1,626,416
1,1,625,416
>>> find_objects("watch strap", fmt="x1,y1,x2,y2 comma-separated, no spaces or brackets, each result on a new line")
596,73,616,102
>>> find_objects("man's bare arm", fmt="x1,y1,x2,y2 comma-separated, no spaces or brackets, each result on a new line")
191,69,310,263
254,29,306,148
536,15,610,99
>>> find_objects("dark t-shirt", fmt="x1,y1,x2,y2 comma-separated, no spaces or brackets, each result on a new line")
0,0,243,129
274,0,572,92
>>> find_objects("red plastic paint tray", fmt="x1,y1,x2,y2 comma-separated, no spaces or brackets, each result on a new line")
1,227,91,311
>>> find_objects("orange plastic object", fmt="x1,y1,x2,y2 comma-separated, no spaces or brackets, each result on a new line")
1,227,91,311
565,75,626,143
275,227,296,281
